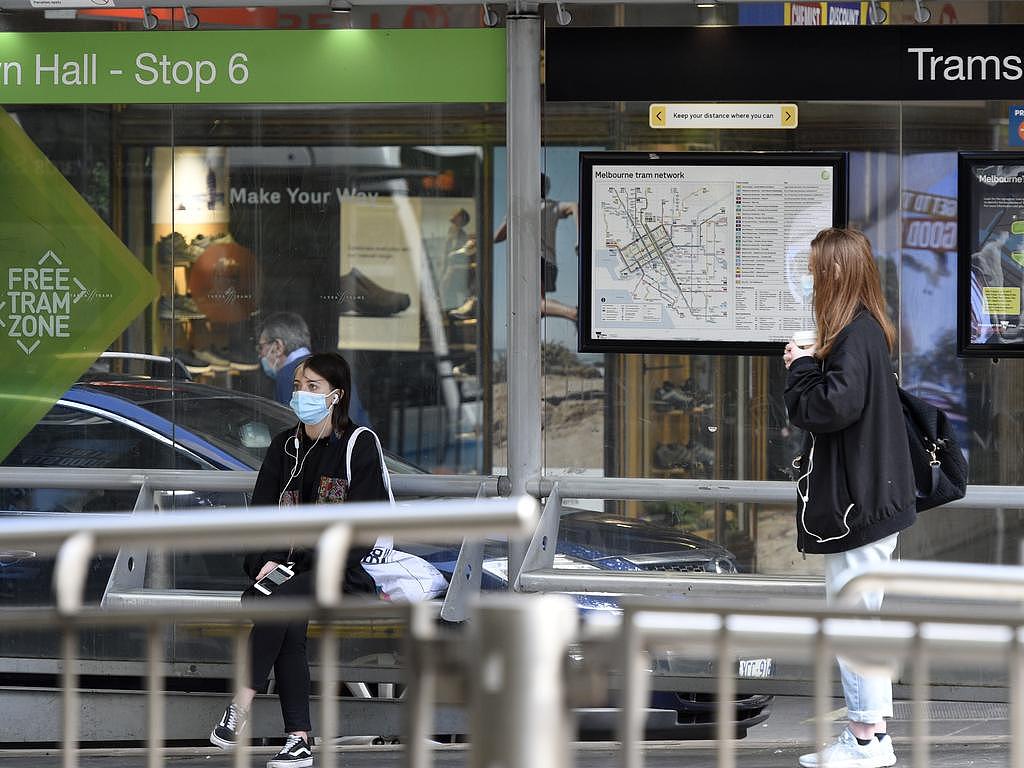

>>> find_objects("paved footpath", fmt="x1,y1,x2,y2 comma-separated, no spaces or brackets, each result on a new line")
0,740,1010,768
0,696,1011,767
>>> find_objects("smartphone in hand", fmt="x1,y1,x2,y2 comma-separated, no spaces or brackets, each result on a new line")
253,563,295,596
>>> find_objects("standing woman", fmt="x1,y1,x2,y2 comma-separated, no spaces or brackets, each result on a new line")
209,352,388,768
784,228,915,768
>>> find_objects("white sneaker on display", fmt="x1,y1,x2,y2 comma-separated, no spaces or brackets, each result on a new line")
798,727,897,768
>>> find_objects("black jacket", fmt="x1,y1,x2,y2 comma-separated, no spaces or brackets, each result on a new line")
243,422,389,593
784,311,916,555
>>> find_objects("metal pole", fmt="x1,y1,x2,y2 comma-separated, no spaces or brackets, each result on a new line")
618,608,648,768
813,628,831,768
1012,633,1023,768
61,628,78,768
469,594,575,768
320,625,339,768
404,601,437,768
715,625,736,768
233,627,251,768
147,624,166,768
911,628,929,768
505,2,543,584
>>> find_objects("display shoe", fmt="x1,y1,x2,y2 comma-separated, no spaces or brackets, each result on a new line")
652,442,715,472
227,348,260,372
193,347,231,372
448,295,478,321
158,294,206,321
189,231,233,260
163,348,211,375
653,381,695,411
157,232,194,266
337,268,411,317
653,380,714,412
653,443,684,470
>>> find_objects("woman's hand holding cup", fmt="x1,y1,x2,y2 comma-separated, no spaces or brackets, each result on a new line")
784,330,817,369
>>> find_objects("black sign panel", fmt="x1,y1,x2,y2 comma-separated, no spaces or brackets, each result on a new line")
547,26,1024,102
958,152,1024,357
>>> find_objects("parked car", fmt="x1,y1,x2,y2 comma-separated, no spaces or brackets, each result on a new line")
0,371,771,740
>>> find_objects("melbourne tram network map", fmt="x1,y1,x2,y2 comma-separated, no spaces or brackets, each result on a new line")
586,160,838,350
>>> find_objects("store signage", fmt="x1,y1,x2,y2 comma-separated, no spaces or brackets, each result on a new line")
546,25,1024,101
649,103,797,129
0,108,159,462
0,29,506,104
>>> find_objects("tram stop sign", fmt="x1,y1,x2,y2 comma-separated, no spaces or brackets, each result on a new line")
0,108,159,463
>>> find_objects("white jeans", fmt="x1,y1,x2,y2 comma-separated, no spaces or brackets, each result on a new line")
824,532,899,725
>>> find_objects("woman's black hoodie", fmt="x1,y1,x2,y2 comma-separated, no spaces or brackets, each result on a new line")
784,311,916,555
242,422,388,592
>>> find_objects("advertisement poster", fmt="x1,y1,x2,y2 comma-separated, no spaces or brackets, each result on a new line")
957,153,1024,356
578,152,847,355
338,196,426,351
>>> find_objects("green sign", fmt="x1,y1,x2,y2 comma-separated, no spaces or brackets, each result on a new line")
0,108,159,462
0,29,506,104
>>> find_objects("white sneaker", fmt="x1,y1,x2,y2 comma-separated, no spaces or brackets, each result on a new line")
877,733,897,765
798,727,897,768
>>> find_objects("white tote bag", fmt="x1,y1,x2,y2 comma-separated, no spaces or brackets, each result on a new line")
345,427,448,602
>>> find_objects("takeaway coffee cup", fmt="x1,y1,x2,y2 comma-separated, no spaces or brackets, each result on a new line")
792,330,817,349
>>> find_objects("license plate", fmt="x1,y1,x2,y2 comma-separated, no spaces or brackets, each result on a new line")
737,658,774,678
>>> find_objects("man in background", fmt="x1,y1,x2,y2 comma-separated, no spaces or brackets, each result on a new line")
256,312,313,405
258,311,370,424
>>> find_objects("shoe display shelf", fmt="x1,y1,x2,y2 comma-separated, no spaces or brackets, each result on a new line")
153,231,252,387
643,356,718,481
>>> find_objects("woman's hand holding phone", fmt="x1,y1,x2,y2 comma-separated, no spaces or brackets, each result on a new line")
253,562,295,595
256,561,280,581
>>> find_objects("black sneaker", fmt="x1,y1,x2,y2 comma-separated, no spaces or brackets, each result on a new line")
337,268,411,317
267,734,314,768
209,702,248,750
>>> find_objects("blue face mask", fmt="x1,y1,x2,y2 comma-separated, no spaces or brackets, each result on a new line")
260,356,277,379
289,389,339,425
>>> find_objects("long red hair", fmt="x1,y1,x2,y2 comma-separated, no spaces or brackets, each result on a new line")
809,228,895,358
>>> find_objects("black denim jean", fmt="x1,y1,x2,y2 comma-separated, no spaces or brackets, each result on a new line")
244,569,313,734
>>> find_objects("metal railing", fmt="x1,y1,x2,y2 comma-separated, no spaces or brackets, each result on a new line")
613,559,1024,768
8,498,1024,768
7,465,1024,610
3,495,540,768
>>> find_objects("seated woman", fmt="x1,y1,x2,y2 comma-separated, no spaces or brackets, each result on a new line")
208,352,389,768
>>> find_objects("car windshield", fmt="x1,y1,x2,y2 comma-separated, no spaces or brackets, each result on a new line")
82,380,296,468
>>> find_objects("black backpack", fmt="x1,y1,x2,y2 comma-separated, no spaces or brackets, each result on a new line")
897,387,968,512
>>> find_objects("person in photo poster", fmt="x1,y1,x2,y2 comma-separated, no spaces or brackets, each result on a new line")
784,229,916,768
441,208,477,313
209,353,389,768
494,173,579,324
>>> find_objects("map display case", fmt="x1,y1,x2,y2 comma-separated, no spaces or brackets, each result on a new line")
957,152,1024,357
578,151,848,355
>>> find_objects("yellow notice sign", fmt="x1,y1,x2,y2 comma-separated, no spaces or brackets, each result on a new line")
649,103,798,130
983,287,1021,315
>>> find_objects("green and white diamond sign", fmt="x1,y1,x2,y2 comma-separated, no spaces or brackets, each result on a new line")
0,107,159,462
